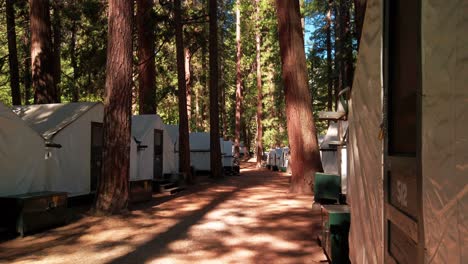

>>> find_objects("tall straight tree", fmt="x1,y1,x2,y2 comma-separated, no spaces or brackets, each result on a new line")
174,0,192,184
6,0,21,105
354,0,367,49
234,0,243,158
94,0,133,214
185,47,192,130
326,0,333,111
136,0,156,114
255,0,263,167
209,0,222,178
30,0,57,104
51,0,61,102
276,0,323,193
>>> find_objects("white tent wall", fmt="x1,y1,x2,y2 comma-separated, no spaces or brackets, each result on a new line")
189,132,211,171
222,140,234,167
0,103,46,196
46,104,104,197
347,0,384,262
164,124,179,172
130,115,178,181
421,1,468,262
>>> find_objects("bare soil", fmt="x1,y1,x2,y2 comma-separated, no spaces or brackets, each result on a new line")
0,161,326,264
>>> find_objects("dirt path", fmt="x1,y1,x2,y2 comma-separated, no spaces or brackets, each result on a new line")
0,162,326,264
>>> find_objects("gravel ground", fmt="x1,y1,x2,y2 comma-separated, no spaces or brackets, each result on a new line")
0,162,327,264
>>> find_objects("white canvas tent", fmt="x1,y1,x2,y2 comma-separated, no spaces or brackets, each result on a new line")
221,140,234,168
0,102,47,196
348,0,467,263
13,102,104,197
189,132,211,171
130,115,177,181
164,124,180,172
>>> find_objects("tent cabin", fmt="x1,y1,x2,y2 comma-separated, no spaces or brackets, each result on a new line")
347,0,467,263
0,102,47,196
273,148,283,171
279,147,290,172
13,102,104,200
266,149,276,170
221,140,235,175
164,124,180,173
130,115,178,200
189,132,212,173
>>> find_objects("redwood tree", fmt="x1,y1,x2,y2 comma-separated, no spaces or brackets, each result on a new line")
94,0,133,214
209,0,222,178
276,0,323,193
234,0,243,158
255,0,263,167
354,0,367,49
174,0,192,184
137,0,156,114
30,0,57,104
6,0,21,105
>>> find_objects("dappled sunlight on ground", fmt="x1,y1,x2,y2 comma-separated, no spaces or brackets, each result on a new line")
0,162,326,264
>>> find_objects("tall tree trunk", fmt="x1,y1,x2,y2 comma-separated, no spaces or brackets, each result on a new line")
51,0,61,103
137,0,156,114
22,8,31,105
30,0,56,104
185,48,192,131
70,20,79,102
326,0,333,111
234,0,243,158
94,0,133,215
354,0,367,49
175,0,193,184
342,0,354,90
209,0,222,178
255,0,263,167
6,0,21,105
276,0,323,194
333,1,342,109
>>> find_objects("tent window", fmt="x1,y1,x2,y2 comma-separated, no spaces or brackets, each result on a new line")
387,0,418,156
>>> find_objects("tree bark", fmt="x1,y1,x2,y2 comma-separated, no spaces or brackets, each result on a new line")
30,0,57,104
255,0,263,167
234,0,243,158
21,7,31,105
51,0,61,102
175,0,193,184
6,0,21,105
354,0,367,49
209,0,222,178
276,0,323,194
94,0,133,215
70,20,79,102
137,0,156,114
326,0,333,111
185,47,192,131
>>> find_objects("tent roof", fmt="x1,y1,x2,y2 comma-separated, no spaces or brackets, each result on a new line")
131,115,165,142
12,102,101,140
164,124,179,145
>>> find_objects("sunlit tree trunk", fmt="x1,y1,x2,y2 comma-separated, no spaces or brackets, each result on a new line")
6,0,21,105
185,48,192,131
255,0,263,167
94,0,133,214
30,0,57,104
276,0,323,194
209,0,222,178
51,0,61,102
234,0,243,158
175,0,193,184
137,0,156,114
